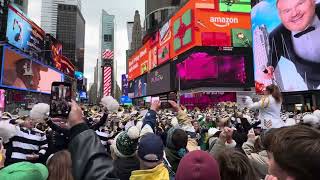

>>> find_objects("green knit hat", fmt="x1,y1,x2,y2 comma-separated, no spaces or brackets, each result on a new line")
0,162,48,180
114,126,140,158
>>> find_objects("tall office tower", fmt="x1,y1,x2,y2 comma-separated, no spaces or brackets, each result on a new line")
99,10,115,97
56,3,85,72
127,21,134,49
10,0,28,14
131,10,142,52
41,0,81,38
144,0,178,36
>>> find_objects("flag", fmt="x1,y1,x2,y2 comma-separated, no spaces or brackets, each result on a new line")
102,49,114,60
103,67,112,96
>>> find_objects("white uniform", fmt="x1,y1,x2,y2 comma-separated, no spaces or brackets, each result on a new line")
245,95,285,129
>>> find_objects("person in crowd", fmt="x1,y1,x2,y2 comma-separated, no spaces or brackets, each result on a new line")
216,149,259,180
5,117,48,166
164,127,188,173
130,133,169,180
175,150,221,180
245,84,284,129
0,161,48,180
208,127,237,157
267,125,320,180
110,126,140,180
47,150,73,180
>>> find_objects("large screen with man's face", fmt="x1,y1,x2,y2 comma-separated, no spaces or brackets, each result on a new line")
252,0,320,93
1,46,63,93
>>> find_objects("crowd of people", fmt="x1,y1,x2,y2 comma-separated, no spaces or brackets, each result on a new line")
0,85,320,180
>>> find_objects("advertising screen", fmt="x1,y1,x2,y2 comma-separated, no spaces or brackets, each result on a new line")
147,63,172,96
122,74,129,96
176,46,254,90
134,75,147,98
0,89,5,110
1,46,63,93
6,5,45,61
252,0,320,93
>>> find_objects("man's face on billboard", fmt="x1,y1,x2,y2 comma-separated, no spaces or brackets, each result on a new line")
31,65,41,89
278,0,316,32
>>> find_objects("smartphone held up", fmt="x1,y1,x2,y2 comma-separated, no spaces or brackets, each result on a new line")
50,82,72,118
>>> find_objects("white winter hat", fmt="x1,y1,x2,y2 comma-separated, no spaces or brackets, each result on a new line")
30,103,50,121
285,118,296,127
100,96,120,113
302,114,319,128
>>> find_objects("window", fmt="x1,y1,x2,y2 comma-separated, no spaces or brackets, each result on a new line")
104,34,112,42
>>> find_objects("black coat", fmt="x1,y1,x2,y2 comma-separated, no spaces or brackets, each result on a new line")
268,3,320,89
112,157,140,180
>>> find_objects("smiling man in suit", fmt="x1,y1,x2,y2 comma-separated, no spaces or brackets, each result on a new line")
268,0,320,90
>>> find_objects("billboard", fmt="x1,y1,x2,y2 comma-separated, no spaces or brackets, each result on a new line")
147,63,172,95
121,74,129,96
128,0,252,81
0,89,5,110
134,75,147,98
6,5,45,61
176,46,254,90
45,34,75,77
252,0,320,93
1,46,63,93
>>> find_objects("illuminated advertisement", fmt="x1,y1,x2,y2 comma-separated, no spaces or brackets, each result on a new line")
0,89,5,110
6,5,45,60
252,0,320,93
128,0,252,81
1,46,63,93
176,46,254,89
147,63,172,96
45,34,75,78
122,74,129,96
134,75,147,98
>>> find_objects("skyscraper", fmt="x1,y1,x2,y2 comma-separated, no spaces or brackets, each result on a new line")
127,21,134,49
10,0,28,14
99,10,115,97
131,10,142,52
41,0,81,38
41,0,85,73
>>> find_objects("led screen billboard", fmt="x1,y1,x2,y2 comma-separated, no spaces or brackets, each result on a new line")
6,5,45,61
176,46,254,90
134,75,147,98
147,63,172,95
252,0,320,93
1,46,63,93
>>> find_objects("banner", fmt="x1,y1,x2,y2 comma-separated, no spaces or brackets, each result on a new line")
134,75,147,98
1,46,63,93
6,5,45,61
121,74,129,96
147,63,171,95
103,67,112,96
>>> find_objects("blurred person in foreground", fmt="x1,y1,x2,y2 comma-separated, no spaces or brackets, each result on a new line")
265,125,320,180
47,150,73,180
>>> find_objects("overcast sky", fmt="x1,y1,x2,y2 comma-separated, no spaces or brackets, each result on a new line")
28,0,145,87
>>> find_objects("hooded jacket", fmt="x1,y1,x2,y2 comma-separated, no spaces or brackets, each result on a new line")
130,163,169,180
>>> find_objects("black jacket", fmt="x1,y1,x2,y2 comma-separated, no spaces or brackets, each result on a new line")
68,123,118,180
112,157,140,180
268,3,320,89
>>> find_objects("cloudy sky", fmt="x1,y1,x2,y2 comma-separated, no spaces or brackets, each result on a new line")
28,0,145,86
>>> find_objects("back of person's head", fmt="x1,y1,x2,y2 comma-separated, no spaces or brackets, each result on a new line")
175,150,220,180
269,125,320,180
138,133,164,170
167,128,188,150
265,84,282,103
47,150,73,180
216,149,258,180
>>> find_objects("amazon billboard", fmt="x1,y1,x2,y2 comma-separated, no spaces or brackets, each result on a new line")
128,0,252,81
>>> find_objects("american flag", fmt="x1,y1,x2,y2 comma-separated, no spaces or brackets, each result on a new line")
102,49,114,60
103,67,112,96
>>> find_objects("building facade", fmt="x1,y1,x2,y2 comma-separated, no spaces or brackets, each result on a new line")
10,0,28,14
98,10,115,98
56,3,85,72
41,0,81,38
127,21,134,49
